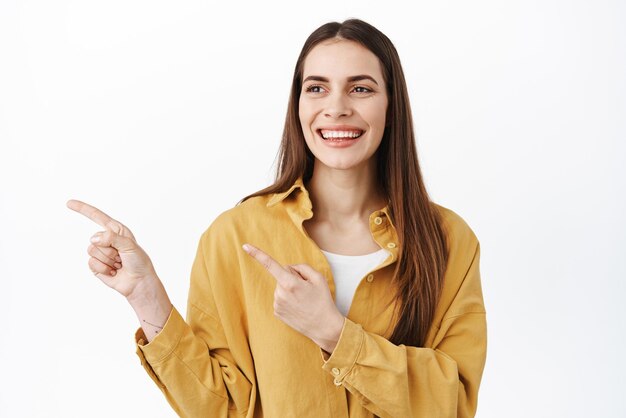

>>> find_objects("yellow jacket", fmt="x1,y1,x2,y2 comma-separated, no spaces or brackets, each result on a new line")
134,178,487,418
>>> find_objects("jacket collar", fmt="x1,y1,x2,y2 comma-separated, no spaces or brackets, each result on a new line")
265,176,400,263
265,176,395,229
266,177,308,208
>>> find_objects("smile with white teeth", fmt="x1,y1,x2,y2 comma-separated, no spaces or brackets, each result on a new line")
319,130,364,140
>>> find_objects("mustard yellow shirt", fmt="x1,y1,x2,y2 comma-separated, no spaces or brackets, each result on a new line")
134,178,487,418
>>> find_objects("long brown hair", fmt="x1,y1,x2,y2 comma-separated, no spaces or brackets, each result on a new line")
241,19,448,347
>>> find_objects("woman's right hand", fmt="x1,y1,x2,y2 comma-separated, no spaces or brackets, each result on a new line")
66,199,158,300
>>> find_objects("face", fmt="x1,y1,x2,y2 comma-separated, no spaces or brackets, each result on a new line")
298,39,388,172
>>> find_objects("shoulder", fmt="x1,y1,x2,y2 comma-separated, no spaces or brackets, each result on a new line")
432,202,479,258
430,203,485,322
198,194,276,244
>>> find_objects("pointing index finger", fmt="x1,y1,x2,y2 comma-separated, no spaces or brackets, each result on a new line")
66,199,116,228
243,243,297,286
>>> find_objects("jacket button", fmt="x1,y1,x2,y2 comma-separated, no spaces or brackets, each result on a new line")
366,274,374,282
387,242,397,249
374,216,383,225
332,367,340,376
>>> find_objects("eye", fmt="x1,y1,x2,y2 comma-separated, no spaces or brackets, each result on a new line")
352,86,373,93
303,84,373,95
305,84,326,94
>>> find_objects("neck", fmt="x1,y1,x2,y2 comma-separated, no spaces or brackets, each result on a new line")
306,159,387,225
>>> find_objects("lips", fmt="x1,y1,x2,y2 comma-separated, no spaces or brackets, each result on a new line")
316,126,365,140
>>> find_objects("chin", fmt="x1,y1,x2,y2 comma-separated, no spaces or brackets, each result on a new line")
314,156,370,172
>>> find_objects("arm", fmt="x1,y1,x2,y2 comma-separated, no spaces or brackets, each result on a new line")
127,274,173,343
66,200,253,416
320,242,487,418
134,233,254,418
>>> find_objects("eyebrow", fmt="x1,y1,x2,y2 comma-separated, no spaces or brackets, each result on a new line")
302,74,379,85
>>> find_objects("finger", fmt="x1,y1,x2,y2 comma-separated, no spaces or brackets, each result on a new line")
88,256,118,278
242,243,296,287
66,200,127,234
287,264,323,283
87,244,122,269
284,265,308,281
92,244,121,263
90,230,136,252
93,244,122,263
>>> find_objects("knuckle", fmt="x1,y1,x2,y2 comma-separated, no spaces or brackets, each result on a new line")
89,256,109,273
99,230,110,242
87,258,99,273
120,226,134,239
105,220,122,234
273,301,283,314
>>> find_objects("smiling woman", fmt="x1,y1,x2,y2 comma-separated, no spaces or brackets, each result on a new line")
68,18,486,418
299,40,388,169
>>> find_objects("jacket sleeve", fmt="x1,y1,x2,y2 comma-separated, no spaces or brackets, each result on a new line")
320,242,487,418
134,233,254,418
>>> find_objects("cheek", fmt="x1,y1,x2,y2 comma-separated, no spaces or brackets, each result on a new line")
364,105,387,132
298,106,308,133
363,110,385,132
299,101,314,126
298,104,314,146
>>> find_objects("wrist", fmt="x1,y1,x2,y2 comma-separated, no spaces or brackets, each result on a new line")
126,273,170,310
127,274,173,342
315,313,345,354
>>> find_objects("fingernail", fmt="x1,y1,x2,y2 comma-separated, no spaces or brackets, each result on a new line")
90,235,100,243
114,262,122,269
115,256,121,262
242,244,251,253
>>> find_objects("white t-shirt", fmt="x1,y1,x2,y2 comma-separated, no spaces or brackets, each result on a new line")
321,248,391,317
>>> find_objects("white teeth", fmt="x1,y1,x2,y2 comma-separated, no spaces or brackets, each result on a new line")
320,130,363,139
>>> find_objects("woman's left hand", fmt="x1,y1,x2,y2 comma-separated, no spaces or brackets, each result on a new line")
242,243,345,354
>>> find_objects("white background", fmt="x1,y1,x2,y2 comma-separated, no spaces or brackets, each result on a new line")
1,0,624,417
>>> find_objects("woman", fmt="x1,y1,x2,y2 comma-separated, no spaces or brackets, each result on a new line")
68,19,486,418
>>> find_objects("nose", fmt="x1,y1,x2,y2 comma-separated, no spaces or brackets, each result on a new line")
323,92,352,119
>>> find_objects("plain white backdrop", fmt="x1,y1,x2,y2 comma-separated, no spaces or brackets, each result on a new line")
1,0,624,417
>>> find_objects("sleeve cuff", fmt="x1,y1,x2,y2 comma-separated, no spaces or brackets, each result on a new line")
320,317,364,386
134,306,185,388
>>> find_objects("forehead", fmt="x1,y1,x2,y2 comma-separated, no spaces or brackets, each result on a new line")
302,39,384,82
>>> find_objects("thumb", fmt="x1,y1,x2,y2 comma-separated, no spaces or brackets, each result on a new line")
288,264,325,283
90,230,137,252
